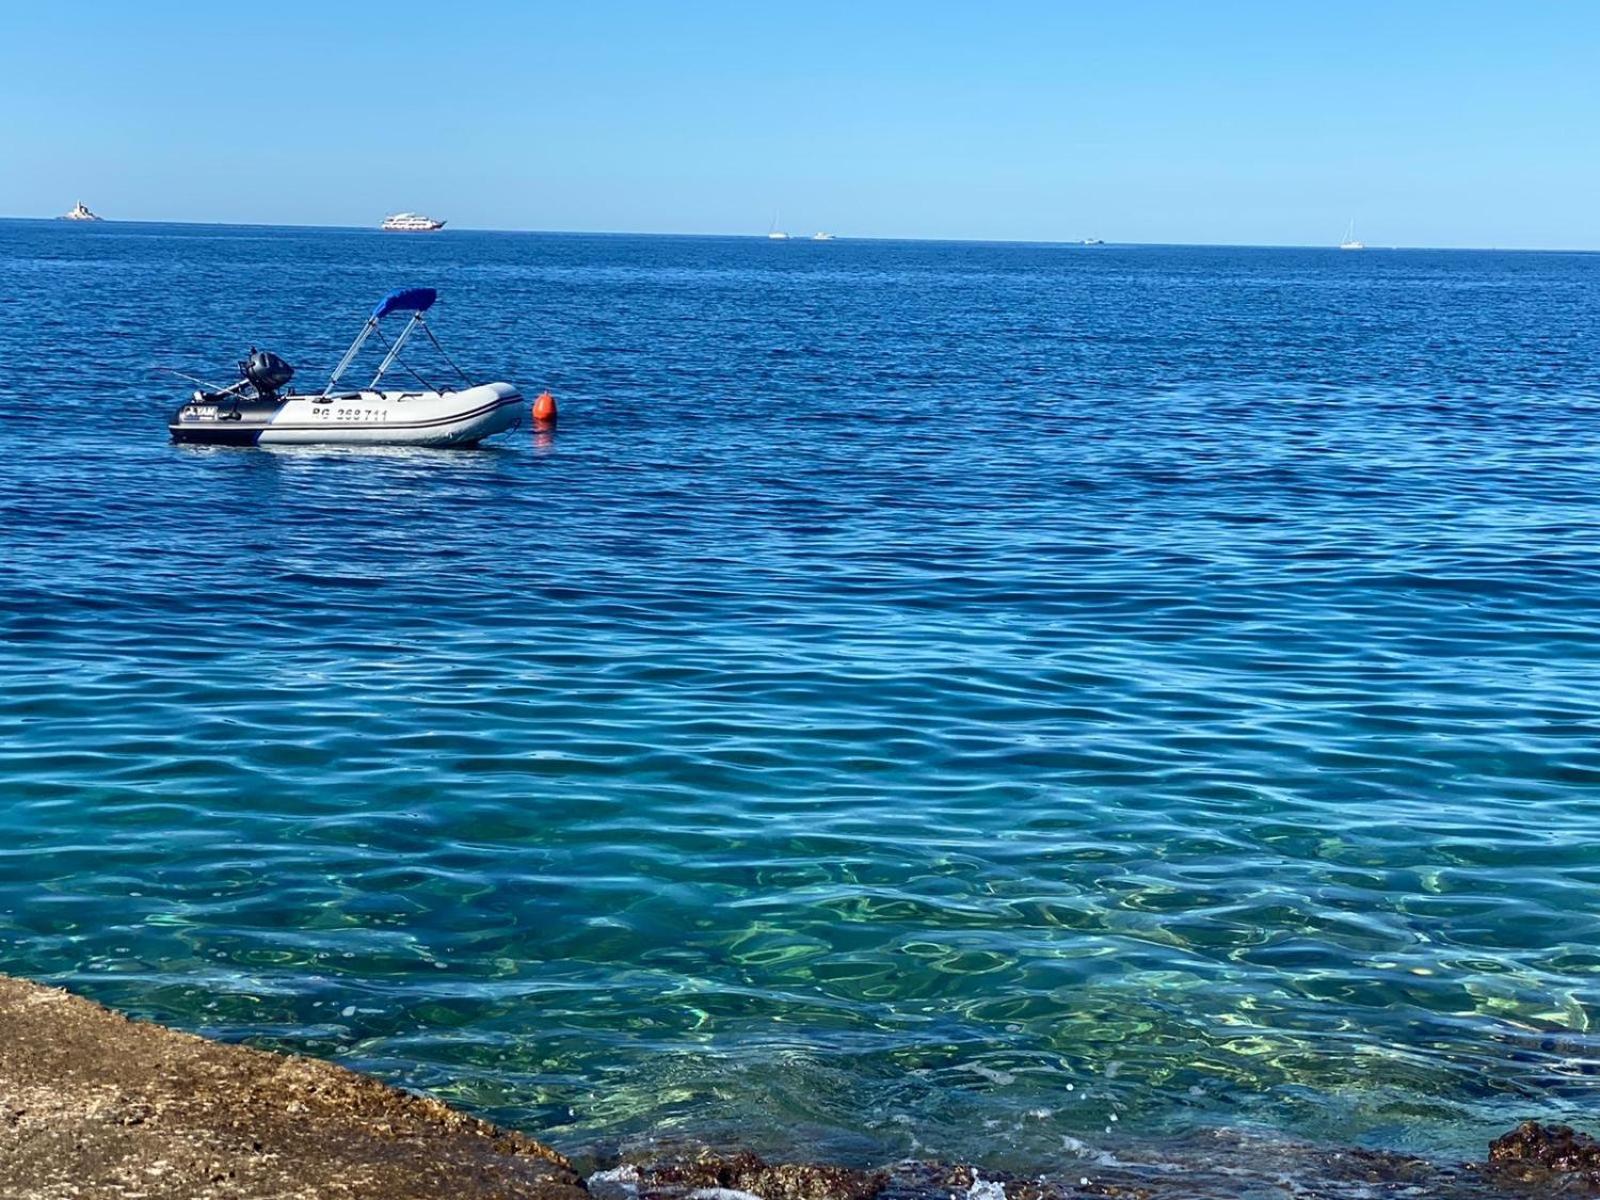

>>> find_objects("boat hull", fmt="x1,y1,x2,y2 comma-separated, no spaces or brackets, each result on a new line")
170,382,523,447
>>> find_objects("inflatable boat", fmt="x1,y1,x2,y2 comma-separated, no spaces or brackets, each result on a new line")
169,288,523,447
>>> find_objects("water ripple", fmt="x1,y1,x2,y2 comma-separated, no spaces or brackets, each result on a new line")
2,222,1600,1165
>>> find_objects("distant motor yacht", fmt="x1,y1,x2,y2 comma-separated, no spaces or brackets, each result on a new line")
381,212,446,232
1339,219,1365,250
60,201,102,222
812,231,835,241
1081,237,1104,246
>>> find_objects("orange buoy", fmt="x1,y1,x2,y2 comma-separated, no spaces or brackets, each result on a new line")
532,391,557,423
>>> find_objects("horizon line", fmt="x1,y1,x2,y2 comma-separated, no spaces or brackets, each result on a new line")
1,214,1594,255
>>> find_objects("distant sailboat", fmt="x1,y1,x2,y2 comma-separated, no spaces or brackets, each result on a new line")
767,211,790,240
1339,219,1365,251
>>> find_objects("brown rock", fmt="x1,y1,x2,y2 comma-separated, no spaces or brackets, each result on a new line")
0,975,586,1199
1486,1120,1600,1185
10,973,1600,1200
633,1148,887,1200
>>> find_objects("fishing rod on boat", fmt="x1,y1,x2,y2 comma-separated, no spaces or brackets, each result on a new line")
152,364,229,392
154,349,295,410
165,287,525,447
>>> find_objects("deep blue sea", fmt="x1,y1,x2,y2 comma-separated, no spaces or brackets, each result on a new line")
3,220,1600,1168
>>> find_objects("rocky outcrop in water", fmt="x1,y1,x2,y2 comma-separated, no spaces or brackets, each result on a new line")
5,975,1600,1199
589,1148,889,1200
0,975,583,1199
1486,1121,1600,1189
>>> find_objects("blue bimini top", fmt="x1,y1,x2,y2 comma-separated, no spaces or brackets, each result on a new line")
372,287,438,320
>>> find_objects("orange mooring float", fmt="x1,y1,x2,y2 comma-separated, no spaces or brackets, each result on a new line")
532,391,557,423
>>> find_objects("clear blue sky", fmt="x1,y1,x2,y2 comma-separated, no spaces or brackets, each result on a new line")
3,1,1596,247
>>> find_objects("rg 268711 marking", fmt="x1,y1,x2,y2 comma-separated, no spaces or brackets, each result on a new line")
315,407,390,422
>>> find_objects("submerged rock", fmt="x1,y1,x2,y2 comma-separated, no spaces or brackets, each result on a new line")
627,1147,890,1200
5,974,1600,1199
1486,1120,1600,1186
0,975,584,1199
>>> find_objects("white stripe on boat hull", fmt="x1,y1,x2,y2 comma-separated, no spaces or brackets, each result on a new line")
257,383,523,447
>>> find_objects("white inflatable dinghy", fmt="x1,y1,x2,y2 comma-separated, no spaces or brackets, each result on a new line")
169,288,523,447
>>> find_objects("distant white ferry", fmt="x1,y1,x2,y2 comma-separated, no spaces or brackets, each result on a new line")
60,201,102,222
381,212,446,232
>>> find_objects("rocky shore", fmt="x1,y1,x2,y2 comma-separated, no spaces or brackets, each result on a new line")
2,975,1597,1199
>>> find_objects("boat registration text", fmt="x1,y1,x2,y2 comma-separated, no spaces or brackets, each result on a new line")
314,406,391,422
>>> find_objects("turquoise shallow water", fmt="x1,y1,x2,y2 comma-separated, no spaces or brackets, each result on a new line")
2,221,1600,1165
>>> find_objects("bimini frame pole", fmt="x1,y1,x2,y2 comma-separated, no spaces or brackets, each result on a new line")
368,312,425,389
322,320,378,396
322,288,439,394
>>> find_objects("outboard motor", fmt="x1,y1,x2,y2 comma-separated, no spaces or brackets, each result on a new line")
241,348,295,400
